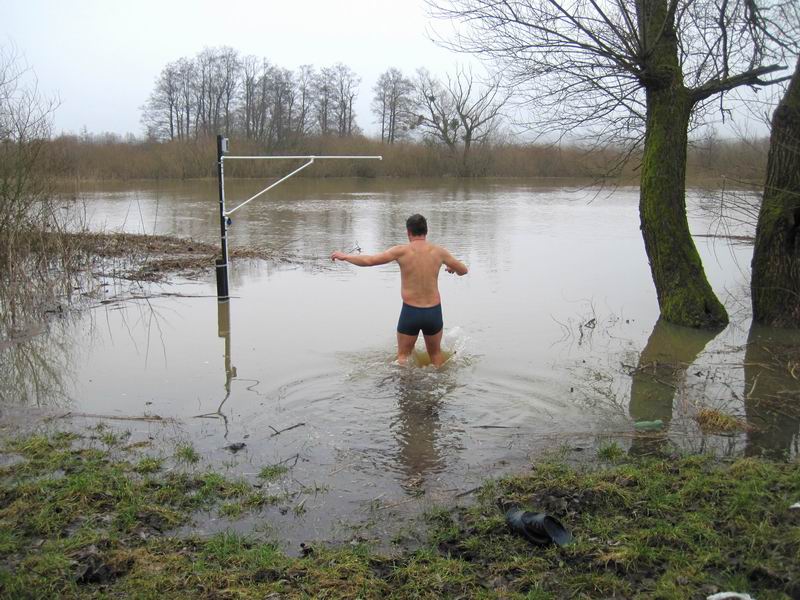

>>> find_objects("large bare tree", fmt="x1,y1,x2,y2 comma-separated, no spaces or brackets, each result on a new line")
751,56,800,326
429,0,800,327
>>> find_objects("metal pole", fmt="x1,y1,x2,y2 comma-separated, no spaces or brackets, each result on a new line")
216,135,230,301
214,146,381,299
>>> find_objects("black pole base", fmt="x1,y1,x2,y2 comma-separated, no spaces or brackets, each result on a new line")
215,258,229,300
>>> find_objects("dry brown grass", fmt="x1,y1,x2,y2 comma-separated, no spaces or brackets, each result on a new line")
694,407,751,433
30,231,280,282
36,134,769,182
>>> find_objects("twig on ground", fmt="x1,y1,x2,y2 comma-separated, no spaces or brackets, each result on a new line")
48,411,176,423
269,422,306,436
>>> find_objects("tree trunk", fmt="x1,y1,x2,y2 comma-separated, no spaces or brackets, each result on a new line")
751,57,800,327
638,0,728,328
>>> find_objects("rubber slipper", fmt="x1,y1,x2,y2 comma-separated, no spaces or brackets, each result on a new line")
505,507,550,545
505,507,573,546
521,511,573,547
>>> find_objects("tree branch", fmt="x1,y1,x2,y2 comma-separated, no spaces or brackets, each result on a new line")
691,63,786,101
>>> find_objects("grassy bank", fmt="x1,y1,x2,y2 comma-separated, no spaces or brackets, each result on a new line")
1,431,798,599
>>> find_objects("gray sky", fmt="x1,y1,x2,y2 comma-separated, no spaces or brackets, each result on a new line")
3,0,469,137
4,0,775,141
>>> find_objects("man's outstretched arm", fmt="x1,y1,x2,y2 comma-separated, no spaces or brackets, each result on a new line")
331,246,403,267
442,249,468,276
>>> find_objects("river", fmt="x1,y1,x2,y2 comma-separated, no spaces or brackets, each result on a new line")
3,177,798,548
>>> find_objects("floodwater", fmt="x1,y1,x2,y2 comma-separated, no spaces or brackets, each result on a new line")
3,178,799,547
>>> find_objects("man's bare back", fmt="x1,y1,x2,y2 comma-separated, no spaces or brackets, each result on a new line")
330,214,467,367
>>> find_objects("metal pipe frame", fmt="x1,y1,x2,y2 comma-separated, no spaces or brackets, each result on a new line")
223,155,382,217
223,155,383,160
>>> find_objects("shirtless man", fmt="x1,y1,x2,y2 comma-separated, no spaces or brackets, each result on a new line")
330,214,468,367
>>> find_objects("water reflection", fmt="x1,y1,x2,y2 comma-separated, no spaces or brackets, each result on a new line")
383,365,461,486
0,263,87,408
744,325,800,459
628,319,720,455
195,301,238,437
0,319,74,408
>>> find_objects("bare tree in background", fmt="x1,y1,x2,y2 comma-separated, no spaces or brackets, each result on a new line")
294,65,316,141
240,55,265,141
143,51,366,143
141,63,180,140
429,0,800,327
268,67,295,147
372,68,415,143
175,58,195,140
413,68,463,151
217,47,241,137
314,66,336,136
751,57,800,326
413,67,508,170
449,68,507,163
332,63,360,136
192,47,241,137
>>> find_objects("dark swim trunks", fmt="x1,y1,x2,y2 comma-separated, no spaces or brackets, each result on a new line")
397,303,443,336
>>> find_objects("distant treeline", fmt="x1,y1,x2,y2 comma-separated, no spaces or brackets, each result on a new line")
38,45,763,182
139,46,508,161
39,133,768,182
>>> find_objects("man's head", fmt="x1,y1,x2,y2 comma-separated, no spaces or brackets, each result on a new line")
406,214,428,238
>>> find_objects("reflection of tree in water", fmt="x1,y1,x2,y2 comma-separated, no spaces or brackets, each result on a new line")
628,319,719,455
0,276,179,409
0,275,82,408
385,367,460,486
0,319,74,407
744,325,800,459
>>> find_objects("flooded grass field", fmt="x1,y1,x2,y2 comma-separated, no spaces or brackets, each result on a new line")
2,178,798,548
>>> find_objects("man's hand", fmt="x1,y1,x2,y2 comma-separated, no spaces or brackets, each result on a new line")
445,266,456,274
331,251,348,262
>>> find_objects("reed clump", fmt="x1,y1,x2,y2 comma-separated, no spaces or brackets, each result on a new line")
694,407,750,433
37,133,769,182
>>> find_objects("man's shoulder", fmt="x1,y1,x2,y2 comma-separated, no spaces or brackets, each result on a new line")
387,244,409,258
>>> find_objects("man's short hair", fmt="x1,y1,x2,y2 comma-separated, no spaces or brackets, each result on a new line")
406,214,428,236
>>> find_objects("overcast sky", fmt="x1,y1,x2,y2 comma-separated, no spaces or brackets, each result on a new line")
4,0,776,140
4,0,473,137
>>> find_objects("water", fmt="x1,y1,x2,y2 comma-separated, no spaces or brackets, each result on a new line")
3,178,798,546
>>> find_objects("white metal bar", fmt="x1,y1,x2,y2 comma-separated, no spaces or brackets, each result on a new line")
225,159,316,216
223,155,383,160
223,154,382,217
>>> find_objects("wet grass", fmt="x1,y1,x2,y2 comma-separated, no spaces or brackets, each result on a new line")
174,442,200,465
0,432,258,597
1,431,798,598
596,440,626,462
258,464,289,481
